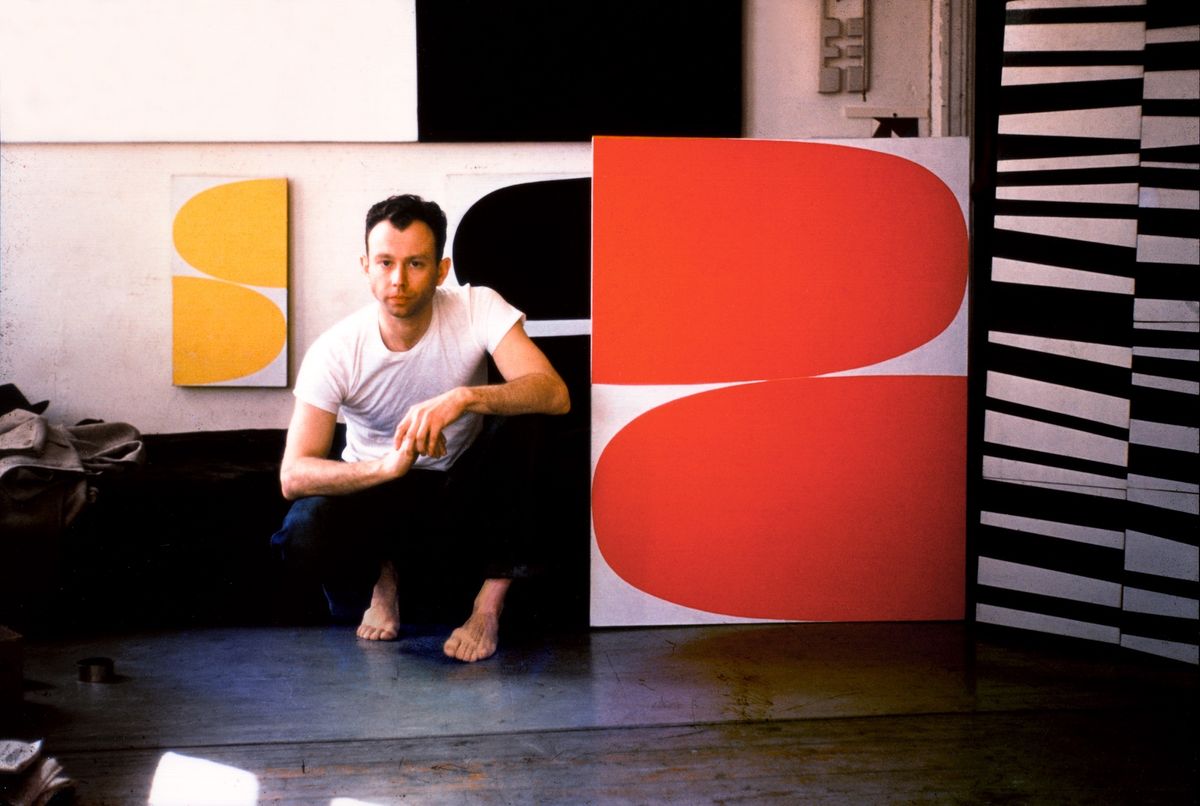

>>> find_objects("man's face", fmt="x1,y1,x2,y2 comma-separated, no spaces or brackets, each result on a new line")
362,219,449,322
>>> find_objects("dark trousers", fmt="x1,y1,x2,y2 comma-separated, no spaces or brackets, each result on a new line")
271,416,544,620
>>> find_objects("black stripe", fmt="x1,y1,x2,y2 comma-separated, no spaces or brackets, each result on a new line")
985,342,1133,396
985,282,1134,343
1128,443,1200,486
982,444,1131,489
1142,98,1200,118
997,134,1141,160
1127,500,1200,545
1123,570,1200,600
1131,327,1200,352
1132,263,1200,300
1000,78,1144,115
1138,167,1200,190
978,525,1125,581
1146,4,1200,30
1137,206,1200,237
1142,144,1200,163
994,198,1138,220
1145,42,1200,72
1131,381,1200,412
991,228,1137,275
1120,610,1200,646
976,585,1122,628
1130,387,1200,428
996,165,1141,186
1133,354,1200,381
1007,7,1146,26
1003,50,1144,67
979,477,1129,530
1128,503,1195,546
987,341,1132,397
1105,614,1199,650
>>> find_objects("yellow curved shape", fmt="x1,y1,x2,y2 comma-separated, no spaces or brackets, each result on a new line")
173,276,286,385
173,178,287,287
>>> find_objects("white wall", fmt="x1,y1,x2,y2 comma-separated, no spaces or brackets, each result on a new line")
0,143,589,431
746,0,934,138
0,0,941,434
0,0,418,142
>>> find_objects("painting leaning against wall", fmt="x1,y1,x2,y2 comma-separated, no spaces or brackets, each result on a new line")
590,137,971,627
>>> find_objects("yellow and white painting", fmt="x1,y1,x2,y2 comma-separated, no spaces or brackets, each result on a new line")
171,176,288,387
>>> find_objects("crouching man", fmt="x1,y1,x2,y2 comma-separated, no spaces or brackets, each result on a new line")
271,194,569,662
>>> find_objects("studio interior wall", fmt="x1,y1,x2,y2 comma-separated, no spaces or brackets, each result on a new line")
0,143,590,432
0,1,945,434
745,0,936,138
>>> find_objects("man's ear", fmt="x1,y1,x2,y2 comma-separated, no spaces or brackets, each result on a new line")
360,254,370,275
436,256,451,286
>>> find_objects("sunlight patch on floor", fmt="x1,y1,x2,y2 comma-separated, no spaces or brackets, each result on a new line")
148,752,259,805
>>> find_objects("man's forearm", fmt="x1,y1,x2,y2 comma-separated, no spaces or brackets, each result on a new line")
462,371,570,418
280,453,405,501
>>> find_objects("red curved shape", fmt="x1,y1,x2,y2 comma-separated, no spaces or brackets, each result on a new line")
592,377,966,621
592,138,968,384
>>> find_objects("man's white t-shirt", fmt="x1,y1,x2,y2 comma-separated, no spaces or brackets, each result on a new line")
294,284,523,470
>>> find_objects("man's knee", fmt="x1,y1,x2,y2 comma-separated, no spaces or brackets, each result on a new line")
271,495,337,562
466,415,547,482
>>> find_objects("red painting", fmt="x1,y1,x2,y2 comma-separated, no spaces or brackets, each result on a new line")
592,137,969,623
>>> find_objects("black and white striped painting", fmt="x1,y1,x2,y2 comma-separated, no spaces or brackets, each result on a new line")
975,0,1197,664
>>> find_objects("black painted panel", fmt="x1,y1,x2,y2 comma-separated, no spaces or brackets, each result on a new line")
416,0,743,142
453,179,591,320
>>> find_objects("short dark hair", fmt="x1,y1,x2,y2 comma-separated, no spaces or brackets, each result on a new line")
364,194,448,261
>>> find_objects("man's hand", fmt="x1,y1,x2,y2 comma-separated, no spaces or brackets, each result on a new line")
281,400,424,500
393,388,466,459
379,437,421,478
385,321,568,466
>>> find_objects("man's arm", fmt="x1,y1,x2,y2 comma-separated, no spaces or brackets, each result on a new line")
279,400,419,501
394,321,570,458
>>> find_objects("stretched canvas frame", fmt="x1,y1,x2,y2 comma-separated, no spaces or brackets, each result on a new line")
590,137,971,626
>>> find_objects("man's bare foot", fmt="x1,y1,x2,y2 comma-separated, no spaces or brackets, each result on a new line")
443,578,509,662
443,611,500,662
357,561,400,641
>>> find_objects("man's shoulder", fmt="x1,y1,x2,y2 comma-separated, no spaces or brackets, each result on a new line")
437,282,484,299
437,283,508,310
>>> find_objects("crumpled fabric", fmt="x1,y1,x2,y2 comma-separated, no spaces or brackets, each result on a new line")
0,409,145,533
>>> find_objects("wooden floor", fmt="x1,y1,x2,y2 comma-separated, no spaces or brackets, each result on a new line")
5,621,1197,804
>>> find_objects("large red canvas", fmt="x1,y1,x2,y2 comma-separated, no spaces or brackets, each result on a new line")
592,137,969,623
